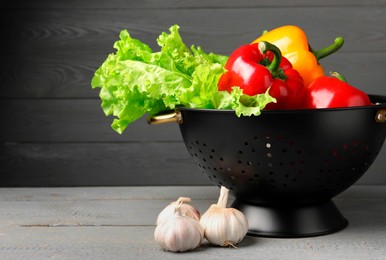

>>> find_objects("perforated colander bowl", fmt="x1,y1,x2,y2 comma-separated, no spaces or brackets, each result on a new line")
149,95,386,237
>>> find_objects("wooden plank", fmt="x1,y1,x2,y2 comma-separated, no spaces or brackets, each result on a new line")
0,186,384,227
1,7,386,55
0,186,385,259
0,186,220,201
2,0,386,10
0,142,385,186
0,225,384,260
0,99,183,142
0,142,211,187
1,52,386,99
0,54,103,98
2,96,386,142
0,185,383,202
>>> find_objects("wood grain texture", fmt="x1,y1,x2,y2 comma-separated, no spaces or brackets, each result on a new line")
0,0,385,186
1,52,386,98
0,186,385,259
2,7,386,55
0,142,210,187
2,0,386,9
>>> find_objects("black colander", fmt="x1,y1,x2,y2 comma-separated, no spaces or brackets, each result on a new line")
149,94,386,238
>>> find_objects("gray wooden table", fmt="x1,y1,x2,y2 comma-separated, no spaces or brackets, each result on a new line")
0,185,385,260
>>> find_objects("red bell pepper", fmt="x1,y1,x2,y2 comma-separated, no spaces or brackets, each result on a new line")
304,72,372,109
218,41,305,110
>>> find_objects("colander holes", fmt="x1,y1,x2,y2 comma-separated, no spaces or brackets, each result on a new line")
210,155,213,159
241,170,246,174
267,153,272,158
297,150,302,154
238,150,243,154
268,163,273,167
238,160,242,164
279,162,284,166
196,140,199,145
254,135,258,140
199,149,202,153
254,174,259,178
282,149,287,153
203,143,207,147
269,171,274,175
203,158,206,162
247,161,252,166
292,178,297,182
265,134,270,139
266,143,271,148
244,142,249,146
220,157,224,161
251,149,256,153
194,153,198,157
249,178,253,182
213,168,217,171
283,184,287,188
211,149,215,153
285,174,290,178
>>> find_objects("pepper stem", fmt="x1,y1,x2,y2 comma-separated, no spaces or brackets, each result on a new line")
310,37,344,61
258,41,282,77
330,71,348,82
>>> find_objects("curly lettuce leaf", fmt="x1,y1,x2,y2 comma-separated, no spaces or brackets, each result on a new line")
91,25,274,134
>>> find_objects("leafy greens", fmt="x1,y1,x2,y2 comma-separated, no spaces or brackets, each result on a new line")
91,25,275,134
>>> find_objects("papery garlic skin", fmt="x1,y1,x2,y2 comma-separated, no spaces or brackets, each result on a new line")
154,210,204,252
200,186,248,247
156,197,201,225
200,205,248,247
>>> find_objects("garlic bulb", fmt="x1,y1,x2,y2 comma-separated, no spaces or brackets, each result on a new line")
200,186,248,247
154,206,204,252
156,197,200,225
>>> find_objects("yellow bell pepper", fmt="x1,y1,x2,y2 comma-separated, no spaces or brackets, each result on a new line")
252,25,344,86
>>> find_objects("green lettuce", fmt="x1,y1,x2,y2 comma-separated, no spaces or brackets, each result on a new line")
91,25,275,134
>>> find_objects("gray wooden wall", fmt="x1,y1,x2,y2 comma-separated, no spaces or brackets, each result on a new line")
0,0,385,186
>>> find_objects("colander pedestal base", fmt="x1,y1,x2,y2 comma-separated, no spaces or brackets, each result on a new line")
232,199,348,238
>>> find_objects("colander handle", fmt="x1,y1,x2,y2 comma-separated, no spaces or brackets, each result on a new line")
375,109,386,123
147,110,183,125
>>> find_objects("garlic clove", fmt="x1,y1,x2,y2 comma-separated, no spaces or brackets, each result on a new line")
200,186,248,247
156,197,201,225
154,207,204,252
